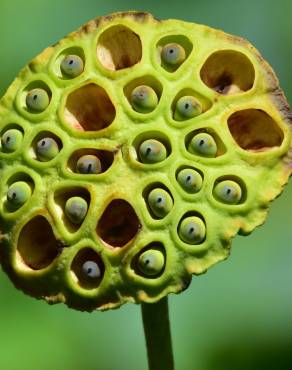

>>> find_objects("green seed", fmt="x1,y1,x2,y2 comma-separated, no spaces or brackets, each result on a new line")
178,216,206,244
61,55,84,78
139,139,167,164
214,180,242,204
82,261,101,279
174,96,202,121
76,155,102,174
138,249,165,276
161,43,186,67
26,88,50,112
1,129,23,153
7,181,32,208
65,196,88,224
36,137,59,161
177,168,203,193
188,133,217,157
148,188,173,218
130,85,158,113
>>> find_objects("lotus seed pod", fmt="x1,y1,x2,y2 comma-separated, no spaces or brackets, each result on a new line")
130,85,158,113
36,137,59,161
161,43,186,67
76,155,102,174
177,168,203,193
174,96,203,121
65,196,88,224
188,132,217,157
139,139,167,163
214,180,242,205
1,129,23,153
178,216,206,244
26,88,50,112
61,55,84,78
0,11,291,312
148,188,173,218
7,181,32,209
138,249,165,276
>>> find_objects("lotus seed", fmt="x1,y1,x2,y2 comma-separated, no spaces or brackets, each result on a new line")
138,249,165,276
130,85,158,113
188,132,217,157
214,180,242,204
177,168,203,193
26,88,50,112
61,55,84,78
148,188,173,218
139,139,167,164
76,155,102,174
161,43,186,67
65,196,88,224
82,260,101,279
178,216,206,244
1,129,23,153
174,96,203,121
7,181,32,208
36,137,59,162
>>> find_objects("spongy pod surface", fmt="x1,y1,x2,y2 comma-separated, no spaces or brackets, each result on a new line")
0,11,291,311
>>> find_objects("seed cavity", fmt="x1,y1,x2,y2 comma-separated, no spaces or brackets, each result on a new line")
177,168,203,193
139,139,167,164
227,109,284,151
61,54,84,78
178,215,206,245
188,132,217,157
6,181,32,210
64,83,116,132
200,50,255,95
97,199,141,248
31,132,62,162
213,177,246,204
25,83,51,113
147,188,173,219
65,196,88,225
1,128,23,153
71,248,104,289
97,25,142,71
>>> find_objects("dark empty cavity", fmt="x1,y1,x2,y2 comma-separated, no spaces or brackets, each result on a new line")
131,242,166,278
17,216,60,270
97,25,142,71
157,34,193,72
54,187,90,233
227,109,284,151
124,75,163,109
97,199,141,248
71,248,104,289
200,50,255,94
65,83,116,132
68,148,115,174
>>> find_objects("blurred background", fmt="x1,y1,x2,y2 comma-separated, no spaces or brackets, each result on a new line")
0,0,292,369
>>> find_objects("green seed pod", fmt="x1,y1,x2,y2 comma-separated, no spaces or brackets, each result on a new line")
65,196,88,224
138,249,165,276
76,155,102,174
61,55,84,78
188,133,217,157
26,88,50,112
177,168,203,193
214,180,242,204
148,188,173,218
7,181,32,208
178,216,206,244
130,85,158,113
36,137,60,162
1,129,23,153
174,96,203,121
161,43,186,67
82,260,101,279
139,139,167,164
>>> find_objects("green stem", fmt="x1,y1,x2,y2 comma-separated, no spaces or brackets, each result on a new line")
141,296,174,370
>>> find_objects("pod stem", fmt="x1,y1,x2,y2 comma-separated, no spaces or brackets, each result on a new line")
141,296,174,370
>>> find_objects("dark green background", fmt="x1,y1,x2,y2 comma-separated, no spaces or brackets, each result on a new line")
0,1,292,369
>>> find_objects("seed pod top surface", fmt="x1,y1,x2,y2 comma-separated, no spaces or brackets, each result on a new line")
0,11,291,311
